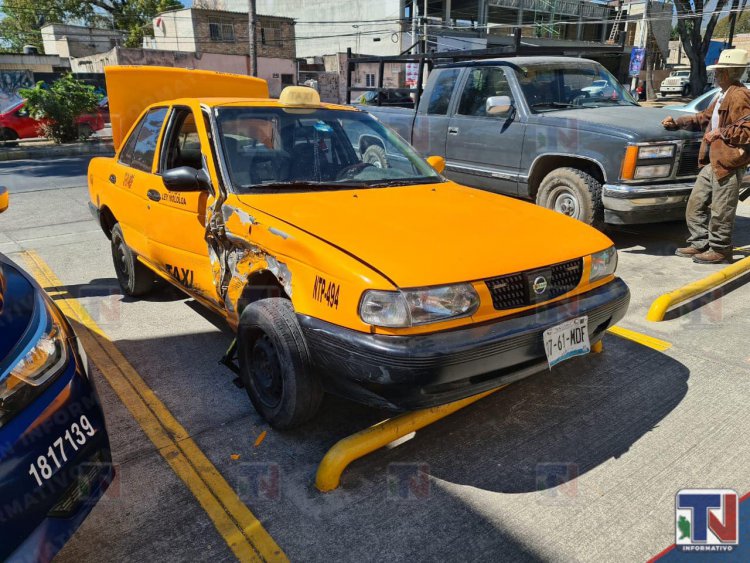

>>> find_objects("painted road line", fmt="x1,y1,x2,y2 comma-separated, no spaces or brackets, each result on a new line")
21,250,287,563
607,326,672,352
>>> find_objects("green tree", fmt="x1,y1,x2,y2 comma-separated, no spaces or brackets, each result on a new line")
19,74,100,143
0,0,67,53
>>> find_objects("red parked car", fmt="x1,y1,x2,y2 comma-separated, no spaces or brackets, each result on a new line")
0,101,105,145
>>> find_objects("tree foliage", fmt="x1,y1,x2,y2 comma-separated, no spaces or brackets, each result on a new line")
19,74,100,143
0,0,183,52
713,7,750,38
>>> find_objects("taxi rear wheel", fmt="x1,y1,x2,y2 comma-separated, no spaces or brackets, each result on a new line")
536,167,603,227
238,298,323,430
110,223,156,296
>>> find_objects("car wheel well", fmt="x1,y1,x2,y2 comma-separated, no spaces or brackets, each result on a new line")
99,206,117,239
528,156,605,199
237,271,290,315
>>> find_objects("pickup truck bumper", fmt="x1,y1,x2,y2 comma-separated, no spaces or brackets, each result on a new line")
660,85,685,94
602,181,694,224
299,278,630,411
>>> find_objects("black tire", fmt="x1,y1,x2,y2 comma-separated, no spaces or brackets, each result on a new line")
536,167,604,227
362,144,388,168
78,123,93,139
0,128,19,147
682,84,691,97
238,298,323,429
110,223,156,296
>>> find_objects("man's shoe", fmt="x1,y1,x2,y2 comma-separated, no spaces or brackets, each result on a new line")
675,246,706,257
692,249,732,264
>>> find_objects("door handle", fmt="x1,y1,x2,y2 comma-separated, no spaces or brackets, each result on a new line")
448,126,459,135
109,174,116,184
147,189,161,202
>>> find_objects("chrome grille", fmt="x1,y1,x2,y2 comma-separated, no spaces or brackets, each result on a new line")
485,258,584,310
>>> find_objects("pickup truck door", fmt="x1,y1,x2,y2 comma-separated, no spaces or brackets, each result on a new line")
411,67,462,157
444,66,525,195
147,105,219,303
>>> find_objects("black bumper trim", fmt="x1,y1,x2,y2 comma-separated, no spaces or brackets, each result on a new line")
299,278,630,410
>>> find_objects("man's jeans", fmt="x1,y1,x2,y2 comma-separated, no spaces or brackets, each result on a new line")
686,165,746,254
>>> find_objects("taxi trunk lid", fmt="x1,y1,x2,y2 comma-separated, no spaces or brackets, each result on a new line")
237,183,614,288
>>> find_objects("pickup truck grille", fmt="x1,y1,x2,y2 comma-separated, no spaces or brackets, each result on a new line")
677,141,701,177
485,258,584,310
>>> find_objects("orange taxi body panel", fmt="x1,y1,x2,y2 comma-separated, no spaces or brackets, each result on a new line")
105,66,268,149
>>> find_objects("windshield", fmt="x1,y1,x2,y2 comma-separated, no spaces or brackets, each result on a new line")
215,107,441,192
515,62,637,112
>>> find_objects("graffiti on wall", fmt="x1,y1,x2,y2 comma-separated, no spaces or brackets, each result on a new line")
0,70,33,111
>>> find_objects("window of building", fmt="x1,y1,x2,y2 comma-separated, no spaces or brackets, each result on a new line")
365,74,376,87
261,19,281,45
281,74,294,86
209,19,235,42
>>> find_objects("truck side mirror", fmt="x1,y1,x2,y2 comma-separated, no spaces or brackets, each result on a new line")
162,166,211,192
0,187,8,214
426,155,446,174
486,96,513,117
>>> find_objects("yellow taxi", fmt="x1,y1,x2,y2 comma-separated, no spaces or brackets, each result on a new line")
88,67,629,428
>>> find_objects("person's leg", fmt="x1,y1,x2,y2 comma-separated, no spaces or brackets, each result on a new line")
707,167,743,255
678,166,712,255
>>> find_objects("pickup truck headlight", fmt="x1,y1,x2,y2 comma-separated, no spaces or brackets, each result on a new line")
621,144,676,180
634,164,672,179
360,283,480,328
638,145,675,159
0,298,69,428
589,246,618,283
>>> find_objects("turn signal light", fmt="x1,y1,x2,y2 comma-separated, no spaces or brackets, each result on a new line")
620,146,638,180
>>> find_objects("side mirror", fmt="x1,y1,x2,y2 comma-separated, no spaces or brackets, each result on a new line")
162,166,211,192
486,95,513,117
426,155,446,174
0,187,8,214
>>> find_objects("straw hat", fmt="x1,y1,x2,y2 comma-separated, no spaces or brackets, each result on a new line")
707,48,749,70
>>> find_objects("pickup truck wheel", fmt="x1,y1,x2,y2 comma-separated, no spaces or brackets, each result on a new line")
682,84,691,97
238,298,323,430
362,144,388,168
110,223,156,296
536,167,603,227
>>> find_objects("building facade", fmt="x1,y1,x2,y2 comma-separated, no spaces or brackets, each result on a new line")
41,24,125,59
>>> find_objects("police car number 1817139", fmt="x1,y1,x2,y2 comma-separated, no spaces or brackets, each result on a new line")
28,415,97,486
542,316,590,368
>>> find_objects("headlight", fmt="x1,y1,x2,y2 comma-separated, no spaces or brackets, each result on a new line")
360,283,480,328
634,164,672,179
589,247,618,283
0,298,69,428
638,145,675,159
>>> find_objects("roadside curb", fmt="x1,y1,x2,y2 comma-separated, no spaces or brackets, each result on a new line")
0,141,114,162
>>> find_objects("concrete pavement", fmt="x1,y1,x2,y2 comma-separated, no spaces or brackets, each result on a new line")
1,184,749,562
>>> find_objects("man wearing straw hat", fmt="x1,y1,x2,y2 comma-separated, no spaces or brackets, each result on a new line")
662,49,750,264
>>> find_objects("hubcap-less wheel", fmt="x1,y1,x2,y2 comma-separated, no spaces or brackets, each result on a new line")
550,187,581,218
249,334,283,409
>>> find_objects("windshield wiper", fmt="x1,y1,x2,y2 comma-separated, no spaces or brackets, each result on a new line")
240,181,361,191
530,102,578,109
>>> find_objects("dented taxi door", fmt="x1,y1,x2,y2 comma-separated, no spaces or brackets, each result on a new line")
146,105,220,303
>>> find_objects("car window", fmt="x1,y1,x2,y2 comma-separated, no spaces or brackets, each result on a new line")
695,90,719,112
457,67,513,117
161,108,204,171
118,120,144,166
426,68,460,115
130,107,168,173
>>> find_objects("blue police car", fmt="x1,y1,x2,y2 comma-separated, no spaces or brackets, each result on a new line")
0,187,113,561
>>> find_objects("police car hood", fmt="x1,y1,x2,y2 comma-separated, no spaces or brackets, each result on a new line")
237,181,613,287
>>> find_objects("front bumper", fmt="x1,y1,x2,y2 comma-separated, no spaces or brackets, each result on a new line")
1,338,113,563
300,278,630,410
602,181,694,224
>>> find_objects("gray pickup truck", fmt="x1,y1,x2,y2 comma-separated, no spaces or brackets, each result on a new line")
361,56,703,226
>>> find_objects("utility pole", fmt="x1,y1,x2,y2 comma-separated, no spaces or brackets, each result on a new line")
248,0,257,77
412,1,419,53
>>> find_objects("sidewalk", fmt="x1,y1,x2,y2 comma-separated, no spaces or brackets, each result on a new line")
0,127,114,162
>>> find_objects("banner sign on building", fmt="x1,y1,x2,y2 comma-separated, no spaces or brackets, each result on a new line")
629,48,646,77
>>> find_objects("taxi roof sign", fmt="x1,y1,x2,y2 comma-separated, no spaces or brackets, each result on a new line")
279,86,320,106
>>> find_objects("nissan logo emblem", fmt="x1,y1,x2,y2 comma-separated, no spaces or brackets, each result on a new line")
533,276,548,295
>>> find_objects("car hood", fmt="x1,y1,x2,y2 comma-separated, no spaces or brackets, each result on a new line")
0,255,38,379
237,182,613,288
533,106,701,142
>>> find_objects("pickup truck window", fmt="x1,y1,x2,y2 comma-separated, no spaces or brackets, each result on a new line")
426,68,461,115
130,107,168,172
457,67,513,117
515,63,636,111
216,107,442,192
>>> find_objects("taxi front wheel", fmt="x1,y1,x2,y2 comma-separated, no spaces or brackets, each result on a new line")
238,298,323,430
110,223,156,296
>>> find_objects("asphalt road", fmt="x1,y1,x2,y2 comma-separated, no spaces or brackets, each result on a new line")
0,156,92,193
1,180,749,562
